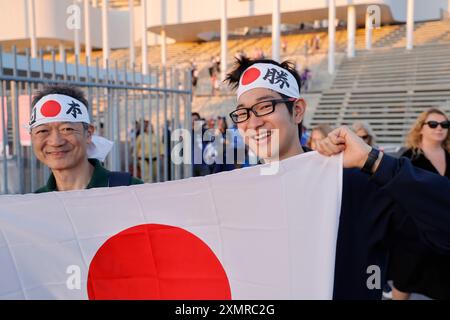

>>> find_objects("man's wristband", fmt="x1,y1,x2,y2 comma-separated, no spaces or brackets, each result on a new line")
361,148,380,175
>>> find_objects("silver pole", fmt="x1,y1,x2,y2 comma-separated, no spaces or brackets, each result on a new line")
122,62,130,173
40,48,50,183
0,47,9,193
186,69,193,178
95,58,101,134
170,66,175,179
86,55,93,122
147,65,153,182
12,46,24,194
155,67,161,182
174,68,181,180
139,68,145,181
113,61,120,171
163,66,168,181
26,48,37,192
131,64,137,177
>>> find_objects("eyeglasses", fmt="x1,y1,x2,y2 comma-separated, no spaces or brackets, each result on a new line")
424,120,450,129
229,98,296,124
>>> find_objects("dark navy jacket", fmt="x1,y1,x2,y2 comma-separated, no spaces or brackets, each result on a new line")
332,154,450,299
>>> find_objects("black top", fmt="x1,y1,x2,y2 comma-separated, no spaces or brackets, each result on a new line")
313,151,450,299
401,148,450,178
385,148,450,299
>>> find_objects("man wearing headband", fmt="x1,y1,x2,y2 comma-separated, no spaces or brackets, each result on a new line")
30,85,142,193
225,57,450,299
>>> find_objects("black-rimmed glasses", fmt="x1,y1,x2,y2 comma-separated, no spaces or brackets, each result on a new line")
229,98,296,124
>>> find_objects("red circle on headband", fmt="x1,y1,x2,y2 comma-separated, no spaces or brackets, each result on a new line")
40,100,62,117
241,67,261,85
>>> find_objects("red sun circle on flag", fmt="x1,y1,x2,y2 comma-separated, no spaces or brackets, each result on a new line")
241,67,261,85
40,100,62,117
87,224,232,300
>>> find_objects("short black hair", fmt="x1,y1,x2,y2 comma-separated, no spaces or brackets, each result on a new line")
225,56,304,143
32,84,89,109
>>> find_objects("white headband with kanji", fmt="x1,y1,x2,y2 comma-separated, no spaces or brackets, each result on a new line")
236,63,301,100
28,94,113,161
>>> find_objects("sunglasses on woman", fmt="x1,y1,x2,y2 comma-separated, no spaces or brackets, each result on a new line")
424,121,450,129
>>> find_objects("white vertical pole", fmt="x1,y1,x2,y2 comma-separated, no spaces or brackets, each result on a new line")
328,0,335,74
406,0,414,50
74,26,81,57
142,0,148,74
161,30,167,65
161,0,167,66
102,0,110,68
365,8,372,50
129,0,135,67
59,42,65,63
220,0,228,81
28,0,37,58
347,5,356,58
272,0,280,62
84,0,92,65
74,0,81,58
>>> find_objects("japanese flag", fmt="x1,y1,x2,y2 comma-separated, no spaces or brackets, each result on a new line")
0,152,342,300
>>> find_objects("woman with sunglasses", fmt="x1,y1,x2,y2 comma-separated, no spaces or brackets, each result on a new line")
389,108,450,300
352,122,376,147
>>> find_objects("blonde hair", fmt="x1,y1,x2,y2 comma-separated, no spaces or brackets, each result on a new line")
405,108,450,153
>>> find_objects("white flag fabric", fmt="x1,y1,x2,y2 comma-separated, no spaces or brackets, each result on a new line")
0,152,342,300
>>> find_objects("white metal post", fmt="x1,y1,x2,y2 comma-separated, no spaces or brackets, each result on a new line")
84,0,92,65
142,0,148,74
28,0,37,58
129,0,135,67
328,0,336,74
347,5,356,58
161,0,167,65
365,8,372,50
406,0,414,50
220,0,228,81
272,0,281,62
102,0,110,68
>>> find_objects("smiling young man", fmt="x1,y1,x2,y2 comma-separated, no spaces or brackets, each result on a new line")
225,57,450,300
30,85,142,193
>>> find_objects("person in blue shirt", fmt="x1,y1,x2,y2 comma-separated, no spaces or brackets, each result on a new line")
225,57,450,300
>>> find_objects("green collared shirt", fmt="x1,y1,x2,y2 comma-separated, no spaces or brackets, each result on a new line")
35,158,143,193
